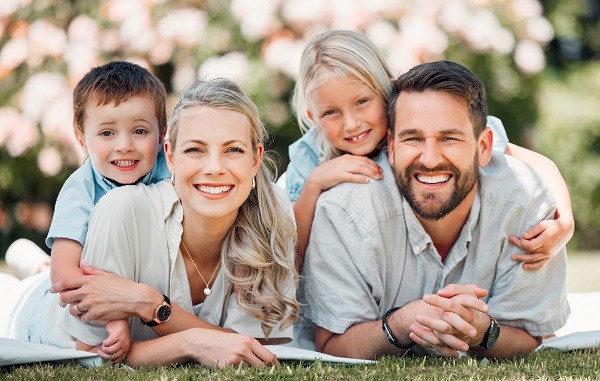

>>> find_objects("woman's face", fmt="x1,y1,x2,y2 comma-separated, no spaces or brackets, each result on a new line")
165,105,263,222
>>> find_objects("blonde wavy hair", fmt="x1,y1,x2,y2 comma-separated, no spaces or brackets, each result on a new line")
291,30,394,162
168,78,299,336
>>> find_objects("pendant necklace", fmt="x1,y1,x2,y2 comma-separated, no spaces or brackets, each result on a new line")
180,240,221,296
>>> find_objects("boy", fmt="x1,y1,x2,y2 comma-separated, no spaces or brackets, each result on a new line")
46,61,170,360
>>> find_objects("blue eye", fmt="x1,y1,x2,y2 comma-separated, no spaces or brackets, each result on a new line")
321,110,337,117
226,147,244,154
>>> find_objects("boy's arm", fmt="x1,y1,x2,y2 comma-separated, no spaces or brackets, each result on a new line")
504,143,574,269
50,238,85,283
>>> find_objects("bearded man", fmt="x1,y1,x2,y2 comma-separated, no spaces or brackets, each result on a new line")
301,60,569,360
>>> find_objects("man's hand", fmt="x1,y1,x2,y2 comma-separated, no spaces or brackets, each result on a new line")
409,284,490,356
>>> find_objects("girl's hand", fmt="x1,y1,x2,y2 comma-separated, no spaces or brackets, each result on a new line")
306,154,382,192
509,210,574,270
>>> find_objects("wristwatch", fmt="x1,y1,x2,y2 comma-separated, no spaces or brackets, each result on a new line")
142,294,172,327
478,316,501,350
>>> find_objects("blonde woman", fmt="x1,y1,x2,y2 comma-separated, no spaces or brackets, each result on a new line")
2,78,299,368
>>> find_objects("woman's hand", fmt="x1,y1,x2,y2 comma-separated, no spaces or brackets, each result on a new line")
50,262,161,323
183,329,279,368
509,209,574,270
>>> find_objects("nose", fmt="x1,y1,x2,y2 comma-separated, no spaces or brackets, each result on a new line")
203,151,226,177
115,134,134,153
419,138,443,168
343,111,361,132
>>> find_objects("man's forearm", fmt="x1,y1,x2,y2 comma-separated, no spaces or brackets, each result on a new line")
316,320,405,360
469,325,541,360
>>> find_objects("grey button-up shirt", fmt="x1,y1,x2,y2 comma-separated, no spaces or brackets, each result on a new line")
303,151,569,337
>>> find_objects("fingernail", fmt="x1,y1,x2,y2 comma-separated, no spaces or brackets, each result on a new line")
423,294,431,302
469,329,476,337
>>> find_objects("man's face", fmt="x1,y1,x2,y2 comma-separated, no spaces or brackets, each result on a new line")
388,90,490,221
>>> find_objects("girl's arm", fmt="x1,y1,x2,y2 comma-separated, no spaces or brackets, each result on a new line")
504,143,574,269
50,238,86,283
293,154,382,270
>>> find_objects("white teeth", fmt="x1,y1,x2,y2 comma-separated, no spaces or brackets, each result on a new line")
114,160,135,167
198,185,232,194
417,174,450,184
349,131,368,141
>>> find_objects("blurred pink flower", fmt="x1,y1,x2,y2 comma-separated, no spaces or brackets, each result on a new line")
281,0,324,27
120,11,156,53
29,19,67,58
105,0,150,23
198,52,250,84
6,114,39,157
149,39,174,65
100,29,122,52
514,39,545,74
460,9,500,51
231,0,281,40
64,42,99,82
68,14,99,44
172,62,197,93
263,34,305,78
0,0,32,18
21,72,68,121
0,37,28,70
37,146,63,177
31,202,52,233
510,0,543,19
158,8,207,47
526,17,554,43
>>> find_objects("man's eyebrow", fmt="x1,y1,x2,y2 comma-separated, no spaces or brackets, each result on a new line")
396,129,420,138
396,128,468,137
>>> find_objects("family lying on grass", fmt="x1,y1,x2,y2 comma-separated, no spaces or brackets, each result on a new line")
0,30,575,367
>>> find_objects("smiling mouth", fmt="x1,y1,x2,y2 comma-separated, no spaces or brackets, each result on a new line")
346,130,369,142
416,174,451,184
196,185,233,194
112,160,137,168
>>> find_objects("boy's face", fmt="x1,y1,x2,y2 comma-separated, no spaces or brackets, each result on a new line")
78,94,162,185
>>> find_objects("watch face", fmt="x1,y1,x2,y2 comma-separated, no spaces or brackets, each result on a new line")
156,304,172,322
486,321,501,348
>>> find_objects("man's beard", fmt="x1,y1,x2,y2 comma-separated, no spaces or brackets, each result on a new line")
394,155,479,221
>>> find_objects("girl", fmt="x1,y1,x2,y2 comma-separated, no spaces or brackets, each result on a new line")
287,30,573,270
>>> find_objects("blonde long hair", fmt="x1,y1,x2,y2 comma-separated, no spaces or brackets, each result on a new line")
291,30,394,162
168,78,299,336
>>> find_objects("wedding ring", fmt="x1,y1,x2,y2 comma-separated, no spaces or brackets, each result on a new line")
73,302,83,315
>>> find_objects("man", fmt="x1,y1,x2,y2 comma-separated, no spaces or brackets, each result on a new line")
302,61,569,360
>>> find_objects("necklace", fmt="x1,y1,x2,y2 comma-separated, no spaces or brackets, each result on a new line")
180,240,221,296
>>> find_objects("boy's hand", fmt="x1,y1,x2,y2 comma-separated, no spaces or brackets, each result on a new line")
306,154,382,192
98,319,131,363
509,210,574,270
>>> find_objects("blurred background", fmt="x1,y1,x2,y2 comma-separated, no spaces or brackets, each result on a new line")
0,0,599,257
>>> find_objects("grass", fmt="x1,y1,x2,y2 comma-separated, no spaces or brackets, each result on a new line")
1,253,600,379
1,349,600,380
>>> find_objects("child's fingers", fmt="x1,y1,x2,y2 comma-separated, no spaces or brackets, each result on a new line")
510,252,550,264
519,222,547,240
521,258,550,271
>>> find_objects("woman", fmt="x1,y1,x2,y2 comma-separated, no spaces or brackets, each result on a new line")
1,78,299,367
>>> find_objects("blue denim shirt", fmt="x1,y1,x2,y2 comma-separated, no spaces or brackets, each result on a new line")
46,145,171,248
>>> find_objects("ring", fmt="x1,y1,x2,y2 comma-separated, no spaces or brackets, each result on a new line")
73,303,83,315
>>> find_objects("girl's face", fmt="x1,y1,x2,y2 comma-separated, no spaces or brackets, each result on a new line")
165,106,263,223
308,74,388,156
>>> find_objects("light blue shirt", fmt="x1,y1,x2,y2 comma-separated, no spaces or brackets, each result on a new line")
45,147,171,248
285,115,509,202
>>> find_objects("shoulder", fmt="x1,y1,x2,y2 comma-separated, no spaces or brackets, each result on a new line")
288,127,321,165
59,160,96,194
316,151,402,222
93,180,175,219
479,152,555,219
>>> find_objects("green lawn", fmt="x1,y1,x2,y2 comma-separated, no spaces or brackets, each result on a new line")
1,349,599,380
1,253,599,379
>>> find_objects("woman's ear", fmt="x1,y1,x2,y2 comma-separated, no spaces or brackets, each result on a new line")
252,142,264,176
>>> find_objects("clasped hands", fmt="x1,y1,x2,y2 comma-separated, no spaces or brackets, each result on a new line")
408,284,491,358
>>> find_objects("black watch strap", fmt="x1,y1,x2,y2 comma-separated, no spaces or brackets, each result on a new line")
142,294,171,327
382,306,416,350
478,316,501,350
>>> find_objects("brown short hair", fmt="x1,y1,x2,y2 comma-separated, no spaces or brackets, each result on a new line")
388,60,487,137
73,61,167,140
